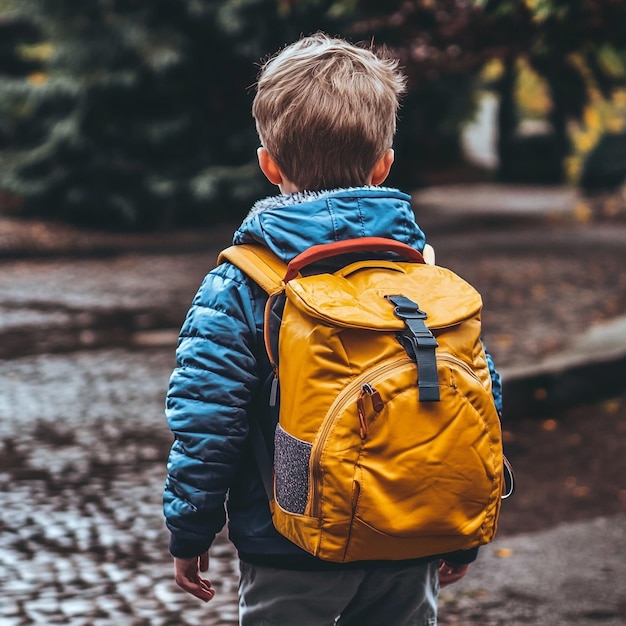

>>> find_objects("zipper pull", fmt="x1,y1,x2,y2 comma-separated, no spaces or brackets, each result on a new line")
362,383,384,413
357,384,384,439
269,365,279,407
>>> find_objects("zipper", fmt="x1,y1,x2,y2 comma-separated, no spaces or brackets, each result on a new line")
308,356,413,517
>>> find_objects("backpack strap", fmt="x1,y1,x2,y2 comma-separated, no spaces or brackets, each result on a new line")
217,243,285,502
218,244,287,294
386,295,440,402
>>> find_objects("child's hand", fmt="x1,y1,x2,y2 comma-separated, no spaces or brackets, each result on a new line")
438,560,470,588
174,551,215,602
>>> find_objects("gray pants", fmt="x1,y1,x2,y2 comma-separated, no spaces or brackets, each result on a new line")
238,559,439,626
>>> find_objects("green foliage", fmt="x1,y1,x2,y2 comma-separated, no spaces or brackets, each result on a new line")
0,0,345,229
6,0,626,229
479,0,626,184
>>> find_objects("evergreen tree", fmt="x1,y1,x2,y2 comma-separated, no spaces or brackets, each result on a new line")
0,5,43,211
0,0,344,229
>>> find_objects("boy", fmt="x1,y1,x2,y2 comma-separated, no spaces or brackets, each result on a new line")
163,33,503,625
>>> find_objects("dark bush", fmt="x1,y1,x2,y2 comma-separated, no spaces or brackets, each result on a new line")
580,133,626,192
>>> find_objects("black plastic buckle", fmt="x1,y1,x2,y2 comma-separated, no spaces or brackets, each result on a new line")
386,295,440,402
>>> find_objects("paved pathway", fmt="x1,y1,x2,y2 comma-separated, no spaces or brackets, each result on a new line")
0,348,241,626
441,515,626,625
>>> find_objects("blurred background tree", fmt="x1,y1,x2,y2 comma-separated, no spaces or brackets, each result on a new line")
348,0,626,187
478,0,626,187
1,0,626,230
343,0,524,187
0,0,347,229
0,3,42,212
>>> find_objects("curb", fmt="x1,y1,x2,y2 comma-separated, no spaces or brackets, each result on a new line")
501,317,626,419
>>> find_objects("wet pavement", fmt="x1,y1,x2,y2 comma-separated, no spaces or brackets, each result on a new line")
0,243,244,624
0,252,215,359
1,184,626,625
0,348,241,625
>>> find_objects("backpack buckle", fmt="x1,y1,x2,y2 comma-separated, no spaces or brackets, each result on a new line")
386,295,440,402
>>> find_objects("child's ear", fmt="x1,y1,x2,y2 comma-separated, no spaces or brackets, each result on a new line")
370,148,394,185
257,147,283,186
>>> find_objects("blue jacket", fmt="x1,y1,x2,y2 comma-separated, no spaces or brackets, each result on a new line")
163,187,503,564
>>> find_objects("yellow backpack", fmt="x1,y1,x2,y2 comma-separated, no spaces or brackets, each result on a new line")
219,236,507,563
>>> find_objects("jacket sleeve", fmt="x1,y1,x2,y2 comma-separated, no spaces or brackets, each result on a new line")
163,262,261,559
482,341,503,418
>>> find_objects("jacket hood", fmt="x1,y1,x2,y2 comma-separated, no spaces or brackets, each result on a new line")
232,187,426,264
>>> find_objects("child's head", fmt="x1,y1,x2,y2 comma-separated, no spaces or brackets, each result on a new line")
253,33,406,192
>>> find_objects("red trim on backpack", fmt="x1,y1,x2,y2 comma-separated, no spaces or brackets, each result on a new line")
284,237,425,283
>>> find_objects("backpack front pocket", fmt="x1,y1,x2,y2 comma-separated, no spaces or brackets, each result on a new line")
351,354,502,541
308,355,501,541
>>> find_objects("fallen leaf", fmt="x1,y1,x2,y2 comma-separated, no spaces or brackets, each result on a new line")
573,202,592,223
564,476,577,489
602,400,621,414
567,433,582,446
495,548,513,558
542,418,557,431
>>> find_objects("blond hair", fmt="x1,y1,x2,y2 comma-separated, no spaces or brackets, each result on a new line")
252,33,406,191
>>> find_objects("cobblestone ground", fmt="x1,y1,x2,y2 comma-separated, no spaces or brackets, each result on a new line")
0,348,240,625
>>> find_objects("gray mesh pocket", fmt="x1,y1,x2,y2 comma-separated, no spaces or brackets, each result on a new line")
274,424,312,515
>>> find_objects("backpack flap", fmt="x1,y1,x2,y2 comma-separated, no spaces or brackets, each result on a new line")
285,261,483,330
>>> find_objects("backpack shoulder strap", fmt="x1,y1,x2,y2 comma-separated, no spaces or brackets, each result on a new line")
218,244,287,294
217,244,283,502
